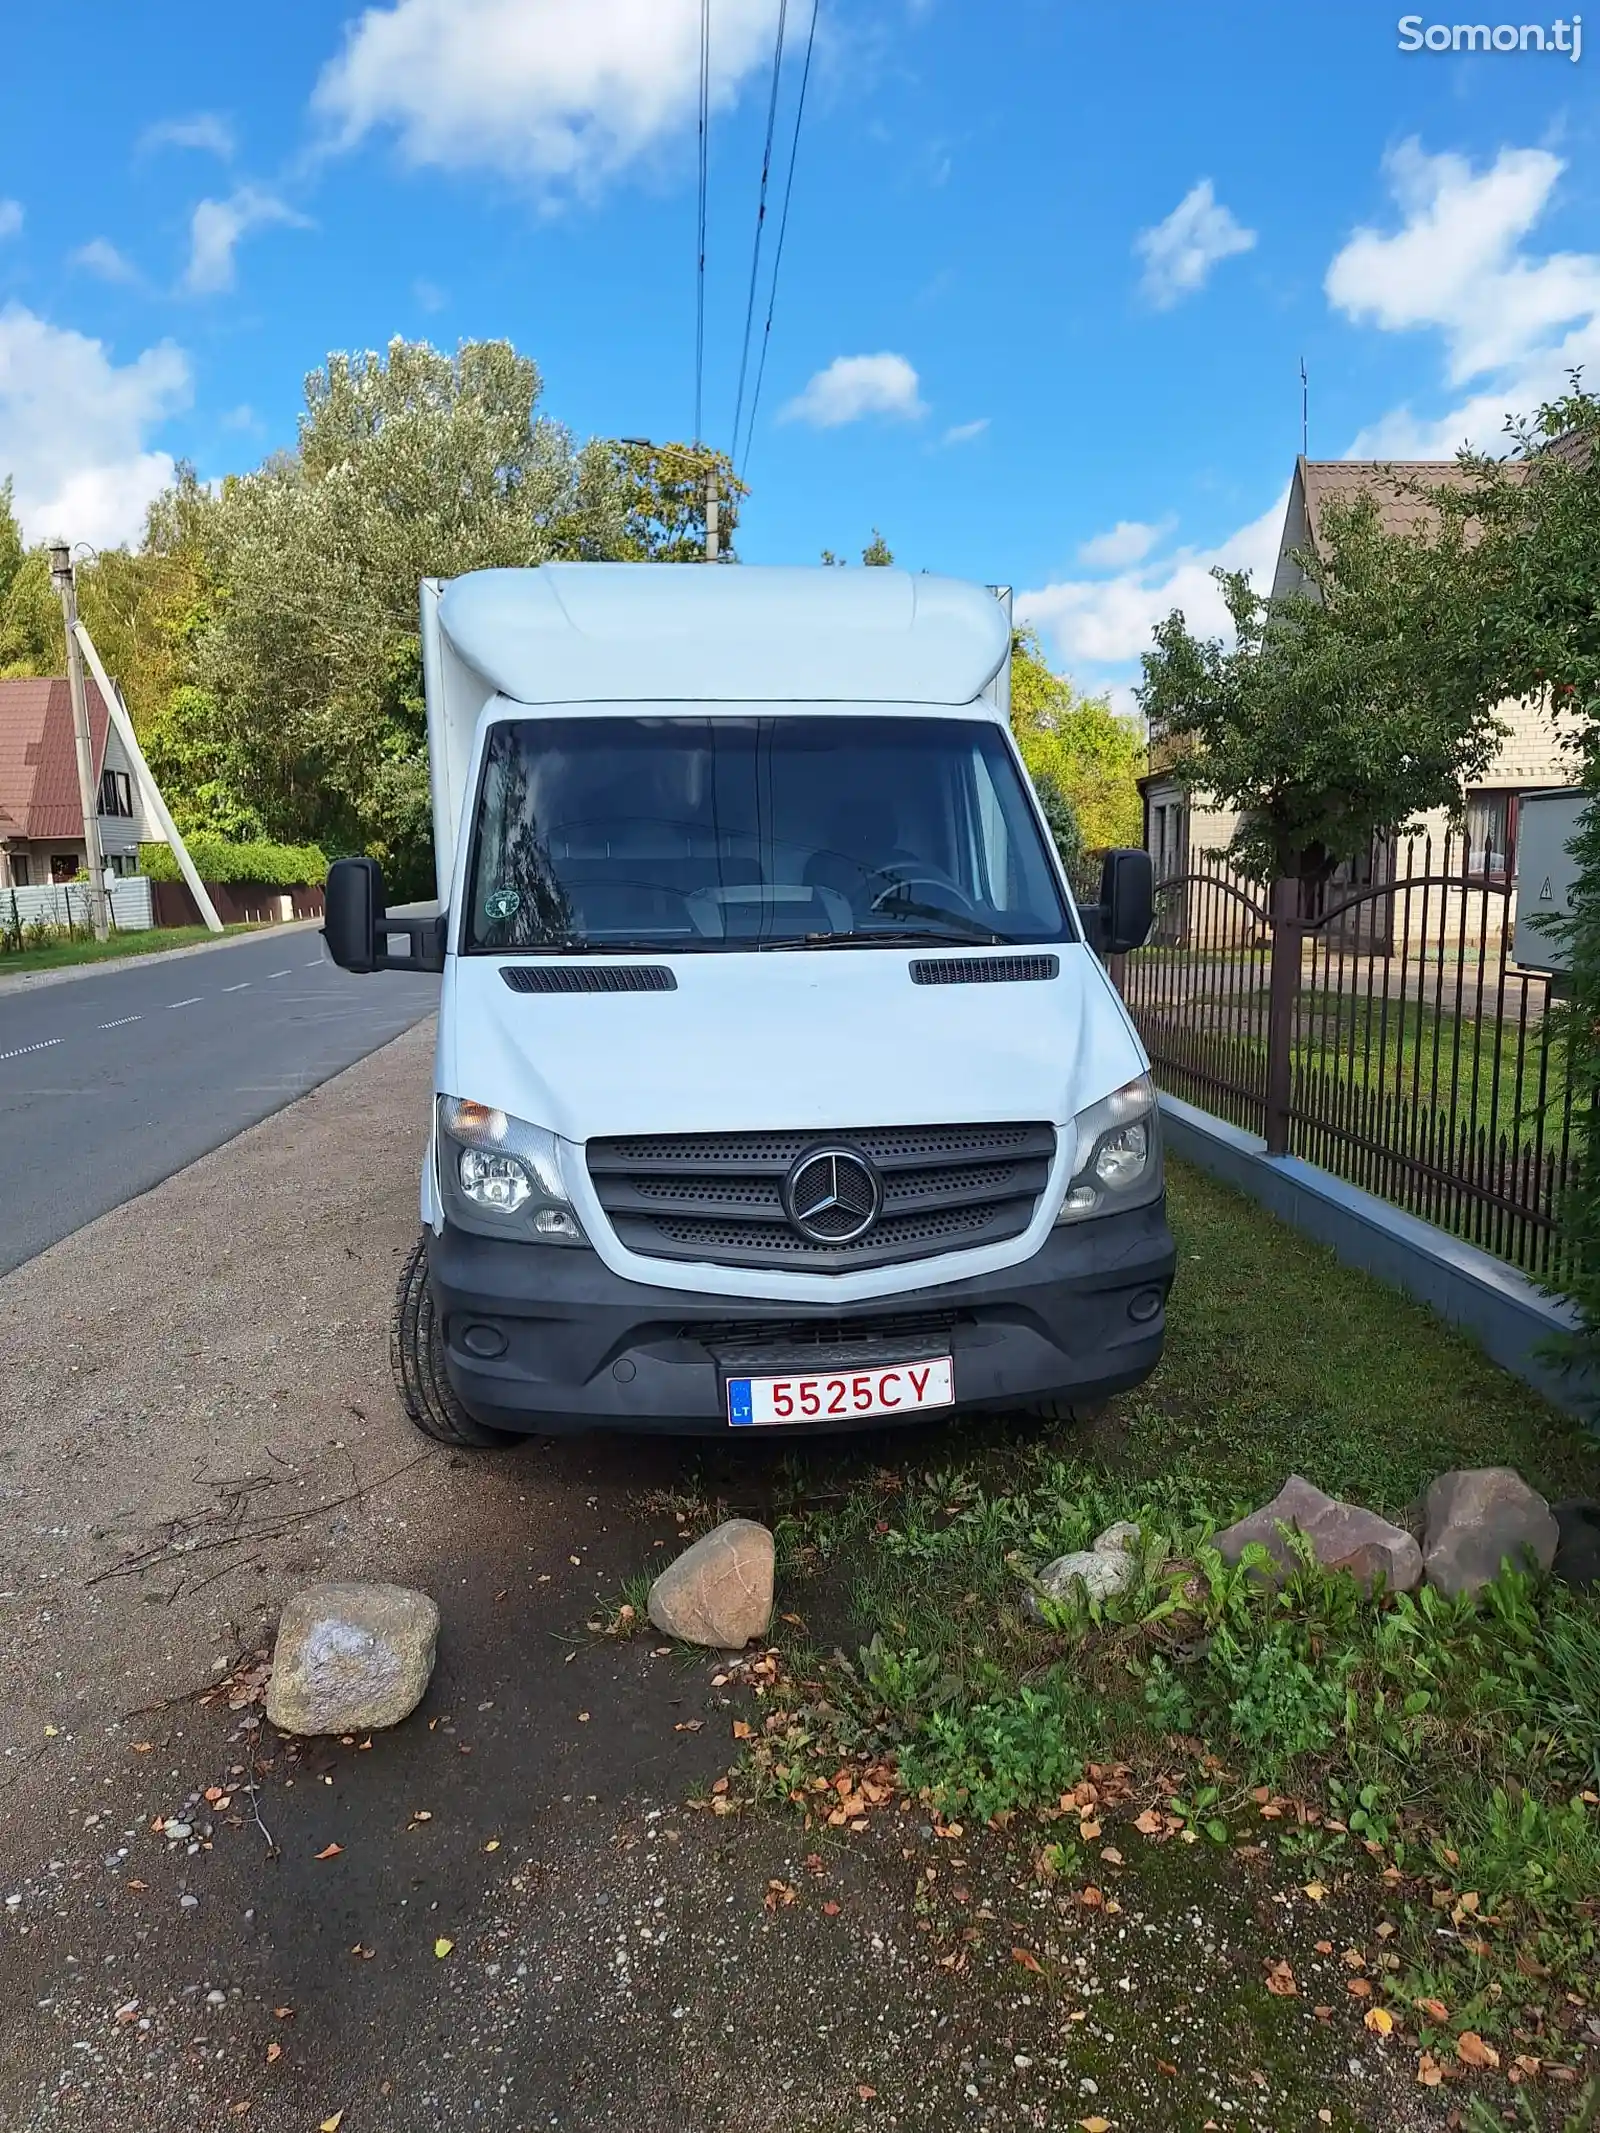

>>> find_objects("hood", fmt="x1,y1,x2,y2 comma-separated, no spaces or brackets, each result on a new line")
437,944,1145,1144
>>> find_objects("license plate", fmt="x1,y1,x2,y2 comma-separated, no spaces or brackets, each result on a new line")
726,1357,954,1428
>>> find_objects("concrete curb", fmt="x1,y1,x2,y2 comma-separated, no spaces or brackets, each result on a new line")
1160,1090,1592,1419
0,919,324,999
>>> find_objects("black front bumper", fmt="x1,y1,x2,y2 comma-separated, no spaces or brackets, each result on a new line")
425,1199,1175,1437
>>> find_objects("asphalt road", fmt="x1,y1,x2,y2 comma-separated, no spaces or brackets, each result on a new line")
0,925,438,1274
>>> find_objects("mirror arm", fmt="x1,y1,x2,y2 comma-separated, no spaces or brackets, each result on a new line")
375,914,446,974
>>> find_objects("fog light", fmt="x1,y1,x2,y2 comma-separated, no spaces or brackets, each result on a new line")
1062,1185,1098,1216
533,1207,581,1239
460,1323,508,1359
1127,1287,1164,1324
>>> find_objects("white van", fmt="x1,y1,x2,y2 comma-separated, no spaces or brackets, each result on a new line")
324,564,1172,1445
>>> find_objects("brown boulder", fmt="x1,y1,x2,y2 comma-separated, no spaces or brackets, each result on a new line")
1214,1475,1421,1594
1423,1469,1558,1597
647,1519,775,1648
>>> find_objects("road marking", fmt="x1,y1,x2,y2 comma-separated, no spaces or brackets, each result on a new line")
305,957,324,967
0,1037,64,1063
98,1015,142,1029
167,996,202,1008
222,981,251,993
267,969,292,979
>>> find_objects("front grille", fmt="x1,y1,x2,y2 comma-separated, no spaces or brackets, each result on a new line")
587,1121,1055,1271
909,954,1060,985
691,1309,962,1372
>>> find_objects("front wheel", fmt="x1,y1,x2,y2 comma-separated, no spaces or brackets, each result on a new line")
390,1235,514,1448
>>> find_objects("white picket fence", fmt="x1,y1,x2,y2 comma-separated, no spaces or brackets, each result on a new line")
1,878,155,933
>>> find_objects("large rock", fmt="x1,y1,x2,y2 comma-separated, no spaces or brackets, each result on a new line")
1552,1500,1600,1591
1214,1475,1421,1594
648,1519,774,1649
266,1583,439,1735
1026,1547,1138,1620
1424,1469,1559,1597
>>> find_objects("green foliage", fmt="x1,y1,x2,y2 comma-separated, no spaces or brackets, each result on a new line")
1137,495,1506,882
861,529,894,567
138,835,328,886
1010,628,1143,852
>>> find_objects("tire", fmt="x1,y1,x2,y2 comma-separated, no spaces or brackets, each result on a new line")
390,1234,514,1448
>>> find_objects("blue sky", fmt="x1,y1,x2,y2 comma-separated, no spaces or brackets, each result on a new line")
1,0,1596,706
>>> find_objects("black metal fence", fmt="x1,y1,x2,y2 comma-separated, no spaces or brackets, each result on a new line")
1108,835,1578,1283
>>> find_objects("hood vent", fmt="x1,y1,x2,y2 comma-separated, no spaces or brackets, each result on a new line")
501,964,677,994
909,954,1059,986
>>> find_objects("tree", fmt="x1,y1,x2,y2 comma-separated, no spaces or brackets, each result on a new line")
861,530,894,567
1137,495,1504,883
588,439,744,562
1010,628,1143,853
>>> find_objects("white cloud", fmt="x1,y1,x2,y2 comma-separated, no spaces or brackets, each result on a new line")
0,304,190,548
1327,139,1600,455
1076,517,1174,571
780,353,927,429
141,112,236,158
1018,492,1286,679
1135,178,1256,309
940,416,989,446
70,238,140,284
0,200,21,240
184,187,310,294
313,0,778,195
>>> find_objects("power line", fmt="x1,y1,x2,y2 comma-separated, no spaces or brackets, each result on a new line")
694,0,711,444
730,0,790,463
738,0,820,476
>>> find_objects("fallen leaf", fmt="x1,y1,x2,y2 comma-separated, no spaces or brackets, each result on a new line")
577,1712,590,1724
484,1840,500,1853
1416,2052,1443,2088
434,1937,455,1959
1266,1960,1298,1998
1079,1819,1102,1841
1314,1940,1333,1955
822,1900,841,1917
273,2007,294,2020
132,1743,153,1754
711,1777,730,1796
1347,1978,1372,1999
1133,1808,1164,1836
1456,2032,1500,2070
1100,1847,1124,1867
858,2085,876,2101
266,2042,283,2065
1079,1886,1104,1909
1415,1997,1450,2023
1012,1947,1044,1974
1079,2119,1112,2133
1365,2006,1395,2037
314,1843,343,1861
674,1720,703,1733
204,1787,225,1803
1303,1881,1327,1902
411,1810,432,1823
1313,2006,1335,2021
320,2117,343,2132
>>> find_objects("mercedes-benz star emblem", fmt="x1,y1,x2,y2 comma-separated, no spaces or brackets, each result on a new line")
783,1147,883,1245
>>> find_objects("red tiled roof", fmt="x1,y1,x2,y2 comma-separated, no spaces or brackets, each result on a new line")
0,675,111,842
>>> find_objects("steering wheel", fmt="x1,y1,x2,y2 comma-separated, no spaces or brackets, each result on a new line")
864,865,982,921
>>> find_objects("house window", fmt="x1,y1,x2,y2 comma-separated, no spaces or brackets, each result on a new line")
1465,789,1517,879
8,855,28,887
50,853,80,884
105,852,138,878
99,768,133,818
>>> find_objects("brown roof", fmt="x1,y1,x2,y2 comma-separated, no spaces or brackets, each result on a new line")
1295,457,1524,550
0,676,111,843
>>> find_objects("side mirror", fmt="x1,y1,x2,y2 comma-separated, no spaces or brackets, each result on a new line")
324,856,384,973
1098,847,1154,955
323,857,447,975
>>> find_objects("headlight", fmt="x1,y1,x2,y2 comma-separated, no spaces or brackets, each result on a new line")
1055,1074,1162,1223
436,1096,587,1245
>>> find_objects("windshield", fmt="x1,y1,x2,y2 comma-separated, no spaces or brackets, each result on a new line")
463,714,1072,953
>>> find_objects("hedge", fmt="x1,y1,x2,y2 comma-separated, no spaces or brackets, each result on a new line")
138,836,330,888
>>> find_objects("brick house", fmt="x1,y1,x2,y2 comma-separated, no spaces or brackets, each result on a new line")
0,674,155,890
1140,455,1574,903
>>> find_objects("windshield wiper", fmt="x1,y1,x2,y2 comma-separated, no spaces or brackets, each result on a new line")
760,925,1008,951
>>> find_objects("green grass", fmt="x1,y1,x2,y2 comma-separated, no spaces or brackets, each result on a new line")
747,1159,1600,2053
0,922,265,974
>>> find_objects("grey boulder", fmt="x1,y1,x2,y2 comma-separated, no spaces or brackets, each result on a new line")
648,1519,774,1649
1423,1468,1559,1597
1026,1547,1138,1620
1214,1475,1421,1594
1093,1520,1144,1558
266,1583,439,1736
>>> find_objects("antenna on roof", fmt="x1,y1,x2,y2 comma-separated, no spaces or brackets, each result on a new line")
1300,357,1309,458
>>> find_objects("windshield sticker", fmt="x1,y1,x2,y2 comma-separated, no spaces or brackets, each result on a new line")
484,887,521,923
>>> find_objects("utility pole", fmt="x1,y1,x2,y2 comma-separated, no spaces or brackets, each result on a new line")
47,541,110,941
705,464,720,562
